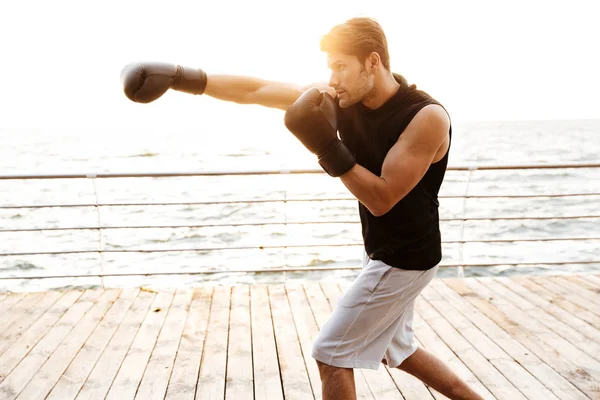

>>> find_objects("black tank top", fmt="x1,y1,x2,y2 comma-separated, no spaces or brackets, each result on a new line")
337,73,451,271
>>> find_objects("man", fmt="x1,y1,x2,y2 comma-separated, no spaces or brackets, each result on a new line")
121,17,484,400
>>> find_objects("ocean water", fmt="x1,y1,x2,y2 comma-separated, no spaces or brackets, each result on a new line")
1,118,599,291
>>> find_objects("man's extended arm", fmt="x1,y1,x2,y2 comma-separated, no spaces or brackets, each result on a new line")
120,61,333,110
204,75,334,110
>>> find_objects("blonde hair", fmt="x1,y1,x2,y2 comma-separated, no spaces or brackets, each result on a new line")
320,17,391,71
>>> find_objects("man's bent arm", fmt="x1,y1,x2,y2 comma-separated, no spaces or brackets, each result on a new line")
339,105,450,216
204,74,334,110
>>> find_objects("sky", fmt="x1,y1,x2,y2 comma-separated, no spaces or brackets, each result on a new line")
0,0,598,130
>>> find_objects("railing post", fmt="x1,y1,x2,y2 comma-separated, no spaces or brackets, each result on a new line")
457,167,476,278
283,189,288,282
88,174,105,288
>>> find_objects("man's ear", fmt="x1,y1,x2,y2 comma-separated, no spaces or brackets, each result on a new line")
367,52,381,71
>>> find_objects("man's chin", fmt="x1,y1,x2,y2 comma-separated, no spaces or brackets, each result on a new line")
338,98,356,108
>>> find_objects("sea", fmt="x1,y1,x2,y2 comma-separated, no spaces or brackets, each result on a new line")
1,118,599,292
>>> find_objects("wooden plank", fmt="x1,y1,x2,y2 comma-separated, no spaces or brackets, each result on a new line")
304,282,372,399
564,275,600,292
285,283,322,400
500,276,600,345
444,278,600,399
533,276,600,317
268,284,314,400
410,300,491,400
0,289,102,399
583,274,600,287
416,286,471,400
422,281,560,400
224,285,253,400
488,277,600,359
0,292,45,337
430,279,590,400
45,288,140,400
416,295,527,400
383,365,436,400
105,289,175,400
250,284,284,400
75,289,156,400
0,290,87,378
550,276,600,310
16,289,121,399
512,276,600,329
0,292,27,314
136,287,194,400
475,277,600,377
164,286,214,400
322,282,402,400
195,285,230,400
0,290,64,358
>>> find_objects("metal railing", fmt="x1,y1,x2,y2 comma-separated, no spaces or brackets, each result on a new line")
1,162,599,284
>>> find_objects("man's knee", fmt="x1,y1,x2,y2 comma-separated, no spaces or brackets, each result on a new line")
316,359,337,373
315,360,352,378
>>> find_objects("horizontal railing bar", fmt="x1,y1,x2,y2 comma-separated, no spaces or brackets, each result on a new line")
2,191,600,209
1,259,598,280
3,214,600,233
1,162,599,180
3,236,600,256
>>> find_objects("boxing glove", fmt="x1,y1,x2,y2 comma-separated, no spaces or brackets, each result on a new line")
120,62,207,103
284,88,356,177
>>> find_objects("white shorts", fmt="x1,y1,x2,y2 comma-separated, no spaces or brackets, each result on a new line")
312,253,438,370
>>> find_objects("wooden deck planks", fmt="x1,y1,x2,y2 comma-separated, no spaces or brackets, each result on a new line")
249,285,283,400
0,290,102,400
268,284,314,400
136,287,195,400
429,279,590,400
0,290,65,359
443,277,599,399
75,289,156,400
0,274,597,399
46,288,140,400
17,289,121,400
165,286,213,400
195,285,230,399
225,285,254,400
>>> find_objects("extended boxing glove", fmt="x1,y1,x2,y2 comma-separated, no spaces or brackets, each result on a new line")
284,88,356,177
120,62,207,103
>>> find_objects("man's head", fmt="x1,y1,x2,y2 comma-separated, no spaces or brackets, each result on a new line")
320,17,391,108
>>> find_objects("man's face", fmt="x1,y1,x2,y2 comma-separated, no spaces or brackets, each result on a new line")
327,52,375,108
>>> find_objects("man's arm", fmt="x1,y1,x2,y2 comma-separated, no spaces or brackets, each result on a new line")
120,61,334,108
339,105,450,216
204,74,335,110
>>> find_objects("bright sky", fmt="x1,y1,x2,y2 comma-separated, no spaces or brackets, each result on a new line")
1,0,598,130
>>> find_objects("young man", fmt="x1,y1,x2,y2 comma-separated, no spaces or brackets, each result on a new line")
122,17,485,400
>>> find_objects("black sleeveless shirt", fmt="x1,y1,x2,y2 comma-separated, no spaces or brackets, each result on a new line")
337,73,451,271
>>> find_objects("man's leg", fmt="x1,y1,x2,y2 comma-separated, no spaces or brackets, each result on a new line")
394,347,485,400
316,361,356,400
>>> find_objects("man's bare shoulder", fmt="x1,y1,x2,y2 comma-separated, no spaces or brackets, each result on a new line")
408,104,450,138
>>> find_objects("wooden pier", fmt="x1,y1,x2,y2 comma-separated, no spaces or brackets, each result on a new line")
0,274,598,399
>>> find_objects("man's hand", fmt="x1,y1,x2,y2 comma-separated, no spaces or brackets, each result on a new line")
284,88,356,177
121,62,207,103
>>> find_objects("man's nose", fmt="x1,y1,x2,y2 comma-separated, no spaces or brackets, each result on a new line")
328,73,339,88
